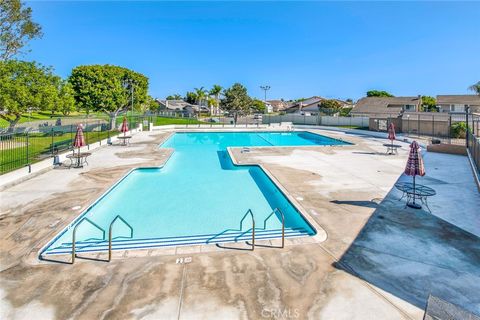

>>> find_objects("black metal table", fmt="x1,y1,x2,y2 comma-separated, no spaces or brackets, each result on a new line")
117,135,132,146
66,152,91,168
383,143,401,155
394,182,436,212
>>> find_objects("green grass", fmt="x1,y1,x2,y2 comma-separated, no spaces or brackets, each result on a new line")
153,117,206,126
0,130,116,174
0,111,112,127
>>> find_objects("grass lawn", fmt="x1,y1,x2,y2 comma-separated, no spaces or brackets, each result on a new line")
0,111,112,128
0,130,115,174
153,117,206,126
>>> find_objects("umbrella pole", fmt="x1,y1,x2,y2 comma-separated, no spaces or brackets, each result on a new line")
412,175,416,205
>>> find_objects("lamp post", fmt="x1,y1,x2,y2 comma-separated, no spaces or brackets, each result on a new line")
123,79,135,129
260,85,270,102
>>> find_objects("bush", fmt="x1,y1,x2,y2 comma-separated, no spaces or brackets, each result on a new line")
451,122,467,138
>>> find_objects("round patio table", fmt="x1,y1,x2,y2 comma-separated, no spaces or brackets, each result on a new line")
117,136,132,146
394,182,436,212
66,152,91,168
383,143,401,155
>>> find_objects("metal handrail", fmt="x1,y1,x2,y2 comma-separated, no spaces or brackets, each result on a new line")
108,215,134,261
239,209,255,250
72,217,106,264
263,208,285,248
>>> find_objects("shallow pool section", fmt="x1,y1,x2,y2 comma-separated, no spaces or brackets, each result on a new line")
41,131,348,256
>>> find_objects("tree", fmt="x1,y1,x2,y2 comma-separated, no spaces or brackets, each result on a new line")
166,94,182,100
366,90,394,97
0,0,42,60
469,81,480,95
69,64,148,129
54,81,76,116
221,83,252,123
184,91,197,104
209,84,222,115
318,99,342,115
421,96,437,112
0,60,59,131
194,87,207,106
251,99,266,113
207,96,218,116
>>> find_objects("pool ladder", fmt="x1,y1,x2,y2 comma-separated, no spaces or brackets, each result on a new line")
239,207,285,251
70,208,284,263
71,214,133,264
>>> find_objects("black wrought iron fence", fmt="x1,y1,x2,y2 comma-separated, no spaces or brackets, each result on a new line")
467,113,480,175
0,118,122,175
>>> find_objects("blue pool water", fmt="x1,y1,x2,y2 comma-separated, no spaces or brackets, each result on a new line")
41,131,348,255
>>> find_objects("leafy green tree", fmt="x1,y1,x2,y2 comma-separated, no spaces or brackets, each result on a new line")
69,64,148,128
0,0,43,60
366,90,394,97
251,99,266,113
184,91,197,104
54,81,76,116
469,81,480,95
421,96,437,112
221,83,252,123
166,94,182,100
319,99,342,115
0,60,59,131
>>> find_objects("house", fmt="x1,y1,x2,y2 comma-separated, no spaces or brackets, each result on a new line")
266,100,290,112
156,99,208,116
284,96,352,116
436,95,480,113
350,96,421,118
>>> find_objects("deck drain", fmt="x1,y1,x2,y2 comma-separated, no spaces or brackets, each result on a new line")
176,257,192,264
71,206,81,210
296,196,304,201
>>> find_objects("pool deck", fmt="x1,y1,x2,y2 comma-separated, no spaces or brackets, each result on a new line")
1,128,479,319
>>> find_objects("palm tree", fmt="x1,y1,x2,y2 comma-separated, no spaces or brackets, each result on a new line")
469,81,480,95
209,84,223,115
207,97,218,116
194,87,207,106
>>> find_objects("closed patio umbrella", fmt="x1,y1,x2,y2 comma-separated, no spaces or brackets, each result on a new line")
387,122,396,146
73,124,86,155
404,140,425,209
120,116,129,137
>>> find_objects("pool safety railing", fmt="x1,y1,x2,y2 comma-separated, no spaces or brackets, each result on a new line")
71,217,106,264
108,215,134,261
71,215,133,264
239,209,255,250
263,208,285,248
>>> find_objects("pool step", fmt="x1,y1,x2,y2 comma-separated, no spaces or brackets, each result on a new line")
44,227,311,255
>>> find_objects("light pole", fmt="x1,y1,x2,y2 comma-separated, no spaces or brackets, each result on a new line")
260,85,270,102
123,79,135,129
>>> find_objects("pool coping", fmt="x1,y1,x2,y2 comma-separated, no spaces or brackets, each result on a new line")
36,129,354,263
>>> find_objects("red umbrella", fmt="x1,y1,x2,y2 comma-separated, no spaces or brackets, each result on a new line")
73,124,86,155
120,116,129,137
404,140,425,209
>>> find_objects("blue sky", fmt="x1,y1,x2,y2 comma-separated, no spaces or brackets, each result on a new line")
25,1,480,101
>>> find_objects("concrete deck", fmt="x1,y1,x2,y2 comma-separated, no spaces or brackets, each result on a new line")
1,129,479,319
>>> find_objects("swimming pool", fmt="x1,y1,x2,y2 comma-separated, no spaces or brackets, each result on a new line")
41,131,348,256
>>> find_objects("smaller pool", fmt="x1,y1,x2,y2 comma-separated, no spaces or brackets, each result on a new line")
41,131,349,257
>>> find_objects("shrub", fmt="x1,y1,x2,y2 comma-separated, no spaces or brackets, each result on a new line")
451,122,467,138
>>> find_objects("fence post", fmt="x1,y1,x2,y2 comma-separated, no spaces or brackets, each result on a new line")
51,128,54,156
417,114,420,137
432,114,434,138
26,131,30,173
448,114,452,144
466,107,470,148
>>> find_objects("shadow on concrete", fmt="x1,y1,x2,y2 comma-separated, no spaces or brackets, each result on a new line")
334,178,480,316
330,200,379,208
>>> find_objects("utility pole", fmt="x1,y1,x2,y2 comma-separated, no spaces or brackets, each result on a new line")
260,85,270,102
